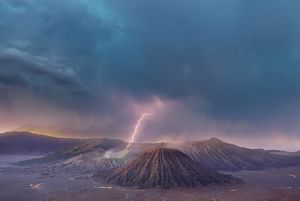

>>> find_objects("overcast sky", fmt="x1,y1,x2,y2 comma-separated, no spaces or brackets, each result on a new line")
1,0,300,150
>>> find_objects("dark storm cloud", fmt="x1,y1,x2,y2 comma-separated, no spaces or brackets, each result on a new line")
103,1,300,118
0,0,118,111
1,0,300,146
0,48,94,109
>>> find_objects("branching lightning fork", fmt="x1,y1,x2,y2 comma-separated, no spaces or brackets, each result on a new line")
125,112,153,151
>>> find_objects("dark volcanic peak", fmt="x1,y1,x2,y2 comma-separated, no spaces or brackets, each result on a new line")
99,148,236,189
188,137,224,145
206,137,224,143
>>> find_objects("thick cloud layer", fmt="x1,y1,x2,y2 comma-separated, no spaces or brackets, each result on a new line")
1,0,300,150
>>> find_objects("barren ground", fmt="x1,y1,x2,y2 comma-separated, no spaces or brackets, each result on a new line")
0,156,300,201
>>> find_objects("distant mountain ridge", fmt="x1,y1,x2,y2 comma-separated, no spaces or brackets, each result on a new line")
42,138,127,161
98,148,237,189
0,131,81,155
4,131,300,172
17,137,130,172
172,137,300,171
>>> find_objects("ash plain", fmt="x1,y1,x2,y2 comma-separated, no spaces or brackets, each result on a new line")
0,156,300,201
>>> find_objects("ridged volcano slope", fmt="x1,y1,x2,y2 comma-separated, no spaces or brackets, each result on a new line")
179,138,300,171
99,148,236,189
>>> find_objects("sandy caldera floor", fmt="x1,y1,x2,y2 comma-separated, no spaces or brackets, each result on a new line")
0,156,300,201
46,168,300,201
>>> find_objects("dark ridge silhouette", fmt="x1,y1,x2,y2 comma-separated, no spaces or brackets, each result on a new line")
0,131,81,155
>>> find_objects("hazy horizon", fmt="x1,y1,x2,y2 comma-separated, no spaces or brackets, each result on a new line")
1,130,299,152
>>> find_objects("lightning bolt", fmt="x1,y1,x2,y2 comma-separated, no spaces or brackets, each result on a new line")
125,112,153,151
